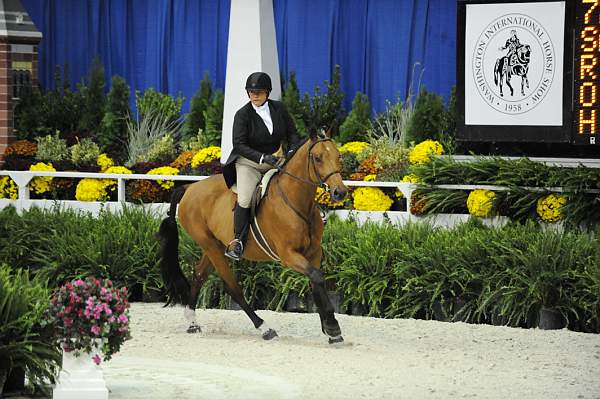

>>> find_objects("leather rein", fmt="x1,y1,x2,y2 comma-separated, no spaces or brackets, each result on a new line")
274,138,342,230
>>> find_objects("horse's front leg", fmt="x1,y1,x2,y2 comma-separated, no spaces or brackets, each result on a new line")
281,250,343,344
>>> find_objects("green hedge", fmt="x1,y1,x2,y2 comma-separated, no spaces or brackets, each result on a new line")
1,206,598,333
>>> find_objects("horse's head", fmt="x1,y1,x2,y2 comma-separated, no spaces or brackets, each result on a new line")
306,128,348,202
518,45,531,63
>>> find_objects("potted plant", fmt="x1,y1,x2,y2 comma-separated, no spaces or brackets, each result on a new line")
45,277,131,398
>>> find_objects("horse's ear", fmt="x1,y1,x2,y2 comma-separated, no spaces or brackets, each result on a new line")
317,128,328,140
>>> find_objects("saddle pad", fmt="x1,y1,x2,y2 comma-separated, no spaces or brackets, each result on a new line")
230,168,278,199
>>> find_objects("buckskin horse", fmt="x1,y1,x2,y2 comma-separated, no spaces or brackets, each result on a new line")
156,129,348,344
494,44,531,97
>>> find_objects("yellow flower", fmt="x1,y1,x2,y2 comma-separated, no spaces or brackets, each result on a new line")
147,166,179,190
191,146,221,167
75,178,110,202
315,186,345,208
408,140,444,165
363,174,377,181
352,187,393,211
339,141,369,155
0,176,18,200
97,153,114,172
467,189,496,218
103,166,133,191
536,194,567,223
29,162,56,194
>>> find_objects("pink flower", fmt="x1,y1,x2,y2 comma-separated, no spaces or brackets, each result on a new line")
92,354,101,365
64,306,72,314
90,325,101,335
74,279,85,287
64,317,73,327
118,314,128,324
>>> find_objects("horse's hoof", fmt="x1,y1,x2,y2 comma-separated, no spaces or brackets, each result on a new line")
262,328,278,340
328,335,344,345
187,323,202,334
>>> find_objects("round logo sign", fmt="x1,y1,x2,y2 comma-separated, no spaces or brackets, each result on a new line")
471,13,556,115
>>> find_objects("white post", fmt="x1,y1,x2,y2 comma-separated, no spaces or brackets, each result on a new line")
220,0,281,164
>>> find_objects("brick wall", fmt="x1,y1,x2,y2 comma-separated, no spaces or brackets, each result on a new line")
0,38,12,163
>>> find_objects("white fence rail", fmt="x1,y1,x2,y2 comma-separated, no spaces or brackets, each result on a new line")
0,169,588,228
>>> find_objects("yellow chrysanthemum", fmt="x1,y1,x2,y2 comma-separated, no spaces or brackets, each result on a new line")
352,187,393,211
315,186,345,208
191,146,221,167
97,153,114,172
147,166,179,190
29,162,55,194
0,176,18,200
103,166,133,191
363,174,377,181
467,189,496,218
339,141,369,155
536,194,567,223
75,178,110,202
408,140,444,165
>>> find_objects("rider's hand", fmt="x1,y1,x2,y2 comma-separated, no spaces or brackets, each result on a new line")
263,154,281,166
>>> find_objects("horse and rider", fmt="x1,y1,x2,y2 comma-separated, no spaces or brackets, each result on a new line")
157,72,348,344
494,29,531,97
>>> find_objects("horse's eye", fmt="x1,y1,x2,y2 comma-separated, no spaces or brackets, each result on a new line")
315,156,322,163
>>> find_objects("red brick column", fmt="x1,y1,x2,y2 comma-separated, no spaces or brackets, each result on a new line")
0,38,13,164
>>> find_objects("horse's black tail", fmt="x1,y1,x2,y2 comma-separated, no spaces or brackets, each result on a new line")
156,185,190,306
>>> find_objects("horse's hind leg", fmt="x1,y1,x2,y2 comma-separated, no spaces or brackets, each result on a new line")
185,254,213,333
205,247,278,340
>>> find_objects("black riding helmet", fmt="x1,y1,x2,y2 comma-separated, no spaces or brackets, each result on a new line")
245,72,272,92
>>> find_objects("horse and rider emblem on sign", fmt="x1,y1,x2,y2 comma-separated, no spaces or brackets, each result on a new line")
471,13,556,115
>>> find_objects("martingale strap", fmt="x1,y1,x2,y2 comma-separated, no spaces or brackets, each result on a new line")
249,185,281,262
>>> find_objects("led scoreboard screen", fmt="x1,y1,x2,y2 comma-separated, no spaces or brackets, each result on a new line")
574,0,599,144
457,0,600,145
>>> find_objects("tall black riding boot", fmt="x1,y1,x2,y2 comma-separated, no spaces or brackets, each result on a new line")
224,204,251,261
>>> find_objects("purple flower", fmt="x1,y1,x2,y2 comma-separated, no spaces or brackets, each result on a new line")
92,354,101,365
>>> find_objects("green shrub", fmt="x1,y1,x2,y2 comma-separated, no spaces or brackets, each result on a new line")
182,72,212,143
70,137,100,166
202,89,224,147
13,84,49,140
339,92,371,143
282,71,307,136
406,86,446,145
135,88,184,126
99,75,131,160
142,134,177,164
0,265,61,393
35,132,69,162
78,58,106,134
297,65,344,136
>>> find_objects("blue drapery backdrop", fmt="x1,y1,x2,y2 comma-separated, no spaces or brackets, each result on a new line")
21,0,456,115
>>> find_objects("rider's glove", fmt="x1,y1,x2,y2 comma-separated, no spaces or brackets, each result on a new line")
263,154,281,166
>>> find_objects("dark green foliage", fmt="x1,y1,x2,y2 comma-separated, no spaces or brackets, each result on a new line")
135,88,184,126
295,65,345,137
99,75,131,160
282,71,307,136
202,89,224,147
78,58,106,135
406,86,446,144
13,85,48,140
442,86,457,152
182,72,213,143
338,92,371,143
0,265,61,393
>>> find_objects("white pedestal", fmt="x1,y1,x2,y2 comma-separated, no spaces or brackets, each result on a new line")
53,348,108,399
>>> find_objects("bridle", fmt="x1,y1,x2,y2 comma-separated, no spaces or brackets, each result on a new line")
273,137,343,230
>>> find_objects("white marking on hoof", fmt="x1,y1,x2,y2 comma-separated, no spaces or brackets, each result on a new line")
184,307,196,323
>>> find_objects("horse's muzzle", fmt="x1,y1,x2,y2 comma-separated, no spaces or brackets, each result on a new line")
330,187,347,202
